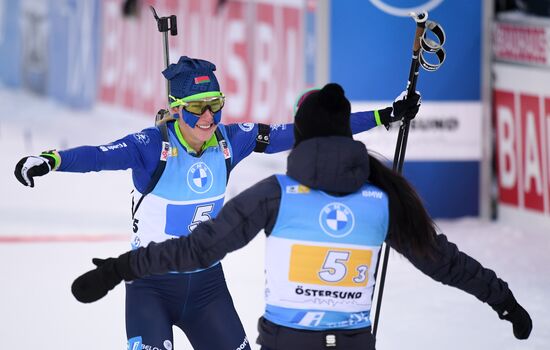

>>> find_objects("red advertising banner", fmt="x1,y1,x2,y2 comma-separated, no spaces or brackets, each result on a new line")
99,0,306,123
494,85,550,215
493,22,548,66
520,94,544,212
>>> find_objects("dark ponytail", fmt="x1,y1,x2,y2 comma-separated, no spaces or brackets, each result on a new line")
368,154,438,259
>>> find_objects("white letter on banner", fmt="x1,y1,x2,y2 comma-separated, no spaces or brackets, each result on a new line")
498,105,517,189
226,19,247,117
524,111,542,194
252,22,275,121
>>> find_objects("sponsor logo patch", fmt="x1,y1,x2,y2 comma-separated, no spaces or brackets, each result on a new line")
187,162,214,194
133,132,150,145
219,139,231,159
270,123,287,131
160,142,170,161
235,337,249,350
286,185,310,194
127,336,142,350
238,123,255,132
99,142,127,152
319,202,355,238
362,190,383,199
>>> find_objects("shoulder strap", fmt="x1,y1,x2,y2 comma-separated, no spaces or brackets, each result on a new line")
254,123,271,153
132,121,170,218
215,127,232,184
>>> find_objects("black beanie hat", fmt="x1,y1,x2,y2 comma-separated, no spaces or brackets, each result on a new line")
294,83,352,146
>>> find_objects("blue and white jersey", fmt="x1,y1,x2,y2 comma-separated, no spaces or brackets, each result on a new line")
264,175,389,330
131,125,231,250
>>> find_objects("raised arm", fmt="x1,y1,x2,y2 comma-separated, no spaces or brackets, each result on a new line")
224,91,422,167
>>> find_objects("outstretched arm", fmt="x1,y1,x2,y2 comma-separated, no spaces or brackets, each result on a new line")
71,175,282,303
224,105,405,166
389,232,509,304
388,232,532,339
224,91,422,163
14,128,162,187
260,104,413,153
130,175,281,276
56,128,161,173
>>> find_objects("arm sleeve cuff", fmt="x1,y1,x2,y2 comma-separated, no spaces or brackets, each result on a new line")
40,151,61,170
374,110,383,126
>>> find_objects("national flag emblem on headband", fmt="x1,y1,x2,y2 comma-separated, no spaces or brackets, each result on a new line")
194,76,211,84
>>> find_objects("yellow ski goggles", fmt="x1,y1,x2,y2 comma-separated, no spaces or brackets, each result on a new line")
169,91,225,116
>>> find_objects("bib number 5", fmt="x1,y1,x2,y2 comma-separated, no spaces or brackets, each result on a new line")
188,204,215,232
318,250,369,284
319,251,350,282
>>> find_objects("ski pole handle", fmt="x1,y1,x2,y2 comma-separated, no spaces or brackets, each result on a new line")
407,11,427,98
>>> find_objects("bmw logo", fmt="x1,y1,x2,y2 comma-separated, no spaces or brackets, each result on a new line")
319,202,355,238
187,162,214,193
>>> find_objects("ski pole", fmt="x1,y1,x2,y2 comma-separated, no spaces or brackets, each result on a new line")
372,11,446,338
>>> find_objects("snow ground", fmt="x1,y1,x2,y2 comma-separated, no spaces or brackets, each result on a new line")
0,89,548,349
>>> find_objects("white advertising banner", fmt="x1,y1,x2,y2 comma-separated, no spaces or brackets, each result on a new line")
352,102,483,161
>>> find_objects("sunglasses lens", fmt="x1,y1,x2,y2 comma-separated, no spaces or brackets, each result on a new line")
183,102,203,115
208,98,224,113
184,97,225,115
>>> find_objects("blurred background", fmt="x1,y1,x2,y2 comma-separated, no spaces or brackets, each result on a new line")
1,0,549,349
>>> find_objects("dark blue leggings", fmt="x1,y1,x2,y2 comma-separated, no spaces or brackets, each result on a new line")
125,263,250,350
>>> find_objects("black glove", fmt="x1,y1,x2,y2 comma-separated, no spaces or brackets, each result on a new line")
377,91,421,128
490,292,532,340
14,151,57,187
71,252,136,303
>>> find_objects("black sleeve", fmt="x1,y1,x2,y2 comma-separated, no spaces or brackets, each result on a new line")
129,175,282,277
388,233,511,305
